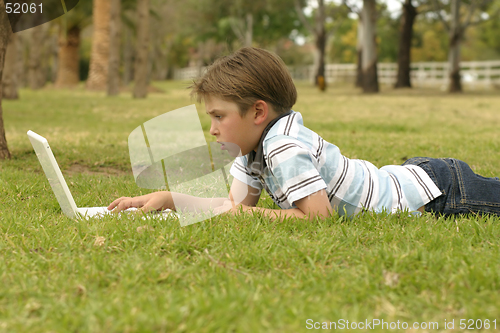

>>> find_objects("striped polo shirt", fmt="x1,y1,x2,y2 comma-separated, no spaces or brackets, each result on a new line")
229,111,443,217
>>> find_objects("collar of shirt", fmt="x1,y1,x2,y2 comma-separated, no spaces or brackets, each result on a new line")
246,110,294,177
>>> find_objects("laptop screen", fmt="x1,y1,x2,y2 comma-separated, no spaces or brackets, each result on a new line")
27,131,78,218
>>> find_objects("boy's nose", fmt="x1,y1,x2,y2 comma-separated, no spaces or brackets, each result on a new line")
209,121,218,136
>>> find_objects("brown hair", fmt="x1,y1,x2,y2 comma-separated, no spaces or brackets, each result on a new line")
190,47,297,116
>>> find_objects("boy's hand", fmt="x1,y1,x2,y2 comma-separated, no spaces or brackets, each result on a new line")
107,192,172,213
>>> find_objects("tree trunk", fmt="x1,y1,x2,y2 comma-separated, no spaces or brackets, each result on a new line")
49,32,58,83
29,25,45,89
87,0,111,90
152,43,169,80
0,0,19,160
315,27,326,91
3,31,19,99
195,41,206,77
355,18,363,88
314,0,326,91
107,0,121,96
394,0,417,88
122,26,133,86
55,25,81,88
133,0,149,99
245,13,253,47
448,0,462,93
361,0,379,93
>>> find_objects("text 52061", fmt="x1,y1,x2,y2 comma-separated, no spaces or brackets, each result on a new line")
5,3,43,14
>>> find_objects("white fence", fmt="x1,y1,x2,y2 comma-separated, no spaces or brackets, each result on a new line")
175,60,500,89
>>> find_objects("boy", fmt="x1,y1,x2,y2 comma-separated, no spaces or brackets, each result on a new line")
108,47,500,220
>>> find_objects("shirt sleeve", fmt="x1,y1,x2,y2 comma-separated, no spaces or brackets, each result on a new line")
264,136,327,205
229,156,263,190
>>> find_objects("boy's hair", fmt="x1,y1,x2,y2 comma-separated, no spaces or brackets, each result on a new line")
190,47,297,116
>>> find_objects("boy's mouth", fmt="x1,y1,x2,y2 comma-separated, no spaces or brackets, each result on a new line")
216,142,241,158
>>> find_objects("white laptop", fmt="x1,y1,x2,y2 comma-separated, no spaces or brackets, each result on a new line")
27,130,173,219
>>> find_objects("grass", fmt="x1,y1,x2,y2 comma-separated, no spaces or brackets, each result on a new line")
1,81,500,332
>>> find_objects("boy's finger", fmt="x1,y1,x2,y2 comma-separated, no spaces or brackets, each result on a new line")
113,198,139,212
107,197,127,210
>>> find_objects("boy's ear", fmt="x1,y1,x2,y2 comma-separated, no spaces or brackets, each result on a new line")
253,100,270,125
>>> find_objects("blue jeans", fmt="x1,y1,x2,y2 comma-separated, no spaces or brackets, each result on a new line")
402,157,500,217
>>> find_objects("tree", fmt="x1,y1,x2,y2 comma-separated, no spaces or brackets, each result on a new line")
107,0,121,95
394,0,436,88
361,0,378,93
253,0,306,49
228,13,254,47
3,31,19,99
432,0,500,93
54,2,92,87
28,25,47,90
473,11,500,59
0,0,22,159
164,0,304,75
133,0,149,98
87,0,111,90
394,0,417,88
411,19,447,61
117,0,144,86
55,25,81,87
327,16,357,63
219,0,298,48
356,16,363,87
295,0,327,90
295,0,348,91
344,0,398,89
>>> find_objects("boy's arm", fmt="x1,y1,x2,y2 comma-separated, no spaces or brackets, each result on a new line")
228,178,261,206
107,178,260,214
108,181,332,220
108,191,228,213
219,188,333,221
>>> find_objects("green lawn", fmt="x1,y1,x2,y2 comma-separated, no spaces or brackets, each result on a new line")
1,81,499,332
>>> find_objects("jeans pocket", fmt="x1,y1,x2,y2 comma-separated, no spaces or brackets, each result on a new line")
403,157,440,190
402,157,432,167
452,159,500,215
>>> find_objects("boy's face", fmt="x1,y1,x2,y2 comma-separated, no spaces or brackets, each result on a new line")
205,96,264,157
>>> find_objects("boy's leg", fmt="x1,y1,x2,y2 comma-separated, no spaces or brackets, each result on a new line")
450,159,500,216
403,157,500,217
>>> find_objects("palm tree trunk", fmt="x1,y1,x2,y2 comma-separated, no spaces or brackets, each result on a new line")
87,0,111,90
122,26,133,86
107,0,121,96
29,25,45,89
394,0,416,88
133,0,150,99
55,25,80,88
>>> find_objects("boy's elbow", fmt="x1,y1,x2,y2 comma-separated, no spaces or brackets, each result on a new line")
294,190,333,220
